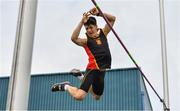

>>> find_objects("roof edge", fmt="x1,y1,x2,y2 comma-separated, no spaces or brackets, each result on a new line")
0,67,138,78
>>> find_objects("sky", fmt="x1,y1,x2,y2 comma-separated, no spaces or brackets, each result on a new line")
1,0,180,110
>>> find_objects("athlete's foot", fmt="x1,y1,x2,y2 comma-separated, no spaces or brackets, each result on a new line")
70,69,84,80
51,81,70,92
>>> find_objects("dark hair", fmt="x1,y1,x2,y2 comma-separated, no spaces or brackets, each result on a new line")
84,16,97,26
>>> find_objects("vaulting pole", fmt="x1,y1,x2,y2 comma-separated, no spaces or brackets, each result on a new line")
6,0,38,110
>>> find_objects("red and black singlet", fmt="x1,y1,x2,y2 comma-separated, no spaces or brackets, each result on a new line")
84,29,112,70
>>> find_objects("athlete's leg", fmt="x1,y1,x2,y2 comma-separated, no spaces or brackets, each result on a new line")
68,69,93,100
89,85,101,100
70,69,84,80
51,81,87,100
90,70,106,100
66,85,87,100
51,70,93,101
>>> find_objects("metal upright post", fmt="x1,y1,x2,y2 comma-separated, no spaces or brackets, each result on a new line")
6,0,38,110
159,0,170,110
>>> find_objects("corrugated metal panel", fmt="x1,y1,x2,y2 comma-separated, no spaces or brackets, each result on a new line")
28,68,146,110
139,73,153,110
0,68,152,110
0,77,9,110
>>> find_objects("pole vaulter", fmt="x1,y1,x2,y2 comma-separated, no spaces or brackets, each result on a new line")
90,0,169,110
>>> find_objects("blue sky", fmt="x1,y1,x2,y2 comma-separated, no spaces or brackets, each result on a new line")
1,0,180,110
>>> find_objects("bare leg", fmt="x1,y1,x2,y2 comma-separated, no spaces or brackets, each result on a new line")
51,81,87,101
66,85,87,101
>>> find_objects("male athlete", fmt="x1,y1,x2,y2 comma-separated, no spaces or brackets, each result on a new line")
51,7,116,101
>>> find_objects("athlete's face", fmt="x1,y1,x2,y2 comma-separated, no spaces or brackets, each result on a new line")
85,24,98,37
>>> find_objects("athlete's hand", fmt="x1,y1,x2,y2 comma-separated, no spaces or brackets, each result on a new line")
81,12,91,23
89,7,99,16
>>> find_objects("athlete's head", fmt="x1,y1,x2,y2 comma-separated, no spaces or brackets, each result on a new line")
84,16,98,37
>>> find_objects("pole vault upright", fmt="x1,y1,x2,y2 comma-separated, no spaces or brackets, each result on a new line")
159,0,170,110
6,0,38,110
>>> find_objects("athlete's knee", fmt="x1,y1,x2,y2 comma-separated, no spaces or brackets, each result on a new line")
74,94,84,101
93,95,101,101
74,89,86,101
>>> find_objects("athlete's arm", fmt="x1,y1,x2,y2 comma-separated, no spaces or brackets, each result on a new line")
71,13,90,46
71,21,86,46
89,7,116,36
102,13,116,36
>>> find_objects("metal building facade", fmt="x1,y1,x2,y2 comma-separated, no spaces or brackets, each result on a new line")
0,77,9,110
0,68,152,110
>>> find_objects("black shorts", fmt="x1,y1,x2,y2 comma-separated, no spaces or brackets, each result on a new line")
80,69,106,96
